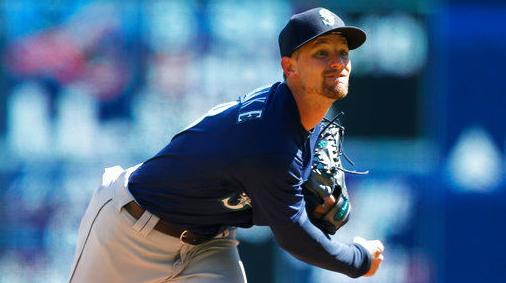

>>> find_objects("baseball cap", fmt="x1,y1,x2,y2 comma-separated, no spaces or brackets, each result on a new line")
278,7,366,57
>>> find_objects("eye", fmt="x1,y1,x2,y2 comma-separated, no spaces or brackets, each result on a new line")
340,50,349,58
315,50,329,58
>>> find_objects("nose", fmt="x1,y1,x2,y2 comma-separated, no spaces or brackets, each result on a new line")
329,55,346,70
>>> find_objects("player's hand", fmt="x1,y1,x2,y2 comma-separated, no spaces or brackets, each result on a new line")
312,195,336,217
353,236,384,277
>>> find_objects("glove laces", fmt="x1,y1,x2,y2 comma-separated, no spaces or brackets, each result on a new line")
321,112,369,175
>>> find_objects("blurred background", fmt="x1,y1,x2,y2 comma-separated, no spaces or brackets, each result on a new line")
0,0,505,282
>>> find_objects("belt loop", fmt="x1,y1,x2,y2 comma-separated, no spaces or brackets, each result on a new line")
139,213,160,237
112,163,143,212
132,210,152,233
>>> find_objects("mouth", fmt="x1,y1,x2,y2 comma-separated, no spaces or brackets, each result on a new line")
324,74,348,84
324,72,347,79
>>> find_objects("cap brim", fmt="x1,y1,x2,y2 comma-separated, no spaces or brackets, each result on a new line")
291,26,366,54
332,26,366,50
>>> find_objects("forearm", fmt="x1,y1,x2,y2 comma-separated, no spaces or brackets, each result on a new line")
271,212,371,278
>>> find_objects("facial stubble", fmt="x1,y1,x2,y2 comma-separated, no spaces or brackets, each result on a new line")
322,76,348,100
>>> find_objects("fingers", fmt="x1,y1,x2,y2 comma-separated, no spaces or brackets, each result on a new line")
325,194,336,208
353,237,384,254
364,254,383,277
372,240,384,256
376,240,385,253
365,247,384,277
313,195,336,216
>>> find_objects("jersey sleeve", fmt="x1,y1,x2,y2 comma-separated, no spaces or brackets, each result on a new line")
235,155,371,277
271,210,371,277
239,155,305,226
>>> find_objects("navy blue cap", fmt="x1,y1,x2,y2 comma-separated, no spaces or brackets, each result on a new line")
279,7,366,57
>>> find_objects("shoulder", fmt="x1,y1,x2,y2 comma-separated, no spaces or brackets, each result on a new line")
235,82,280,124
233,149,303,187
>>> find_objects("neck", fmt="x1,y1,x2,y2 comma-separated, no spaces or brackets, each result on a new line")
287,82,334,131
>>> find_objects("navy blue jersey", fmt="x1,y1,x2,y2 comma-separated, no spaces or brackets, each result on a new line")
129,81,315,232
128,82,371,277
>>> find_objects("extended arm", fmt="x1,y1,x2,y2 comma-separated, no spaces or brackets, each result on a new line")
271,209,371,278
238,154,380,278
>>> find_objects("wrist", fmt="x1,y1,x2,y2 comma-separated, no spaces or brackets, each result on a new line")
352,243,372,277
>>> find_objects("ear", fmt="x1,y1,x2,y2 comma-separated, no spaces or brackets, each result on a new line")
281,57,297,79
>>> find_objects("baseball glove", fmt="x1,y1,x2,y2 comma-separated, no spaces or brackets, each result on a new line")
302,116,367,235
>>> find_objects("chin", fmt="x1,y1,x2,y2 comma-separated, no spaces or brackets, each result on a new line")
336,92,348,100
323,85,348,100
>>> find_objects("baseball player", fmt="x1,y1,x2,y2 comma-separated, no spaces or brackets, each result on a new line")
69,7,384,283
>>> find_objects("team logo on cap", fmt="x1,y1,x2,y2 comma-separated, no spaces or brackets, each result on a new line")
319,9,336,26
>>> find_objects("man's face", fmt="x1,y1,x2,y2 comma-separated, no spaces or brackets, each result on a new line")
288,33,351,100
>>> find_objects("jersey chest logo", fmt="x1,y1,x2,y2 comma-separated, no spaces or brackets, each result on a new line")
221,192,252,211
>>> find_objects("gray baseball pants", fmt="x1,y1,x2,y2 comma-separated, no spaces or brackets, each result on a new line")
68,165,247,283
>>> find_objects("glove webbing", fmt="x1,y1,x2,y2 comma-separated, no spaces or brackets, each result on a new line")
321,113,369,175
